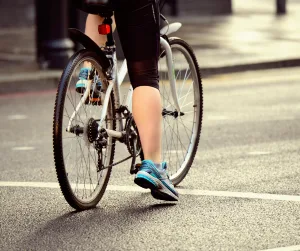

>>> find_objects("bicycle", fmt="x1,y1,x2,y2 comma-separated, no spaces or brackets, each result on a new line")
53,1,203,210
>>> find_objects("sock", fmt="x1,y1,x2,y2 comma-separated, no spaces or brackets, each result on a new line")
154,163,162,170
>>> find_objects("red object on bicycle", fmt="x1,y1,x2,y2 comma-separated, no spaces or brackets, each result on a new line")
98,24,111,35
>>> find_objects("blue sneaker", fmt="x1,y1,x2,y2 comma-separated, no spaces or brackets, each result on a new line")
76,67,102,95
134,160,179,201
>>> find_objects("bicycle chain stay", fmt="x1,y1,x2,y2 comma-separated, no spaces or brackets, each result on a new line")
97,151,140,172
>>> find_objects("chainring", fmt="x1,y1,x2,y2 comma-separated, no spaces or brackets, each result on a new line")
125,116,142,156
87,118,99,143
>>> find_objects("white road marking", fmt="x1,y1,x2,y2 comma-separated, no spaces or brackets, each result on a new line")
7,114,28,120
247,151,271,155
1,181,300,202
262,117,296,121
206,116,297,123
258,245,300,251
12,147,35,151
206,115,229,121
205,69,300,87
166,150,185,154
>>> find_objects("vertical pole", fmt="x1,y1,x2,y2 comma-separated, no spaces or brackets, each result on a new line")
170,0,178,16
276,0,287,14
35,0,74,69
229,0,233,14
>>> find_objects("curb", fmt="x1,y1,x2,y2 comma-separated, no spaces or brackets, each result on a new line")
1,59,300,94
0,71,62,94
201,58,300,77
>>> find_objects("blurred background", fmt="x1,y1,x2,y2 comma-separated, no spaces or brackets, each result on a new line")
0,0,298,79
1,1,300,250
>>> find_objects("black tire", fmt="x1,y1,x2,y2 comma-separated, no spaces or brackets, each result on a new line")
53,49,116,210
159,37,203,186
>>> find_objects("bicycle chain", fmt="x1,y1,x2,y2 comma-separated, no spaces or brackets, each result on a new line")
96,110,141,172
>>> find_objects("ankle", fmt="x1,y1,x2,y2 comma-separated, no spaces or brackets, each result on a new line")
154,162,162,170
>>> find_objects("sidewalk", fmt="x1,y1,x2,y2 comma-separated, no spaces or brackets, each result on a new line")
172,0,300,73
1,0,300,93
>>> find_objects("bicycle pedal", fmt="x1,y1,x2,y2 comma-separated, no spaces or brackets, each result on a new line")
90,97,101,102
82,96,101,105
129,163,141,175
134,163,142,172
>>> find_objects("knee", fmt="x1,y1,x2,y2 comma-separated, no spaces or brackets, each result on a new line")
127,60,159,90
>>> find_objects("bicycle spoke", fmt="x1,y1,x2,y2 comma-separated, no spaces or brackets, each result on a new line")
87,146,98,171
180,80,194,109
178,117,194,134
157,39,203,185
64,108,83,125
65,94,85,125
180,101,194,110
178,69,191,99
163,118,187,155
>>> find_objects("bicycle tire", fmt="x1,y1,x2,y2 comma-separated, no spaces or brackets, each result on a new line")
159,37,203,186
53,49,116,210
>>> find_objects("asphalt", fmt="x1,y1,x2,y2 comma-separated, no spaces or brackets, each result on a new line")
0,0,300,94
1,67,300,250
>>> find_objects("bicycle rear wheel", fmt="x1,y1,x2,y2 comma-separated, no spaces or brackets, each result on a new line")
53,49,116,210
159,37,203,186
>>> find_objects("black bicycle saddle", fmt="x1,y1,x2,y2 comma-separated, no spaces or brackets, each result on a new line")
73,0,113,15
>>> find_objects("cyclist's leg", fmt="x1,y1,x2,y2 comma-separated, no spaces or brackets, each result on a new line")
114,0,178,201
83,2,162,165
84,3,162,164
85,14,116,47
76,14,116,93
83,14,116,68
114,0,161,163
133,88,162,162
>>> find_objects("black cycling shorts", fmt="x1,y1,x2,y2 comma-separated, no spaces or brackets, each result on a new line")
113,0,160,90
73,0,160,89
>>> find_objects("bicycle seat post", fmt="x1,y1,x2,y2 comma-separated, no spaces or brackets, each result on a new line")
99,11,114,47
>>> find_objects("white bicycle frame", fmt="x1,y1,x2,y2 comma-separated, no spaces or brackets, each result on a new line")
67,23,182,139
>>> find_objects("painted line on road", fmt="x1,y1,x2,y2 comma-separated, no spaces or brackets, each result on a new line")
7,114,28,120
247,151,271,156
205,70,300,87
205,116,297,124
1,181,300,202
258,245,300,251
260,116,296,122
12,147,35,151
206,115,230,121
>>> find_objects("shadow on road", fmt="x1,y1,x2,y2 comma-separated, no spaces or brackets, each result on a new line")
19,196,177,249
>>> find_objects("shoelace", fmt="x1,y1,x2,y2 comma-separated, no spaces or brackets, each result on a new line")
79,69,90,80
141,161,170,177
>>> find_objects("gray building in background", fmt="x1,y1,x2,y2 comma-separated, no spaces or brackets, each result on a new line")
0,0,287,68
163,0,232,16
181,0,232,14
0,0,35,28
0,0,233,67
0,0,232,28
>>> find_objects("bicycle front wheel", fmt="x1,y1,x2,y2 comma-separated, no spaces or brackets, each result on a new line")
53,49,116,210
159,37,203,186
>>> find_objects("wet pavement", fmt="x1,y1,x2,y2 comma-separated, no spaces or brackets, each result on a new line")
1,67,300,250
173,0,300,68
0,0,300,90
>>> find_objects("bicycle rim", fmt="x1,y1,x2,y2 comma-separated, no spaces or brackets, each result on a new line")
53,49,115,210
159,38,203,186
